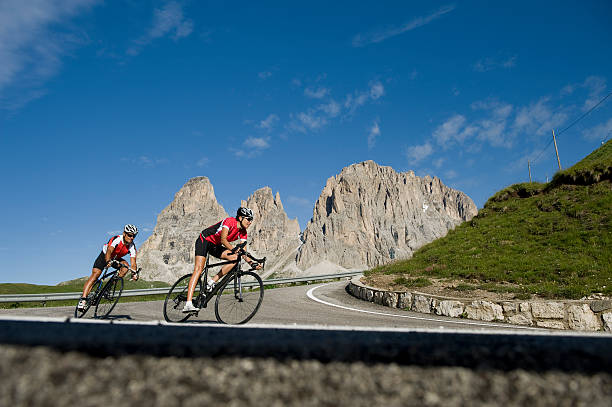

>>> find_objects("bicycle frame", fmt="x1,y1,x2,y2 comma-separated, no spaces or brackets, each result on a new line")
91,267,118,298
194,258,243,309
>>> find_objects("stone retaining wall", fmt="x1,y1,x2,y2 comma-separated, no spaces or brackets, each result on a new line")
348,277,612,332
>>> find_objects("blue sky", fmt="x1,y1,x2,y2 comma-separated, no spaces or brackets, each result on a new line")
1,0,611,284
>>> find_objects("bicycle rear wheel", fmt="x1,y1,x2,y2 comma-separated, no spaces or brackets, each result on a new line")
74,280,102,318
163,274,202,323
94,277,124,318
215,271,264,324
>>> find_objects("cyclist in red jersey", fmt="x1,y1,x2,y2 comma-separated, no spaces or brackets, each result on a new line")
183,207,261,313
78,224,139,310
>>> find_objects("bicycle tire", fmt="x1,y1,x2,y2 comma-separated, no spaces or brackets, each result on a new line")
74,280,102,318
214,271,264,324
163,274,202,323
94,277,124,318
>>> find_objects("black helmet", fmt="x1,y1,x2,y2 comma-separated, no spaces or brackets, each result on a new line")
236,207,254,220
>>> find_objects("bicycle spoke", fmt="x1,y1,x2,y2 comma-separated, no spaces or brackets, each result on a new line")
215,272,263,324
74,280,102,318
163,274,202,323
95,277,124,318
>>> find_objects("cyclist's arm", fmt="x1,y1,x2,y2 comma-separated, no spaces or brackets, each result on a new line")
129,246,137,269
104,246,116,264
129,258,139,280
219,227,234,252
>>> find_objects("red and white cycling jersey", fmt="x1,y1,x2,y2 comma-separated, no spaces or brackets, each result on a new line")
201,217,247,246
103,235,137,259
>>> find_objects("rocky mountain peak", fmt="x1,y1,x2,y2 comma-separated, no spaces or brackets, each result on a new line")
137,177,228,282
138,182,300,283
296,160,478,271
241,187,301,263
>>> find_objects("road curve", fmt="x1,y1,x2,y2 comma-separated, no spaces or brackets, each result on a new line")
0,281,546,331
1,281,611,406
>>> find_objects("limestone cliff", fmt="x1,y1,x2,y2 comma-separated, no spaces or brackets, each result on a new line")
138,177,228,282
138,180,300,283
295,160,478,271
241,187,301,278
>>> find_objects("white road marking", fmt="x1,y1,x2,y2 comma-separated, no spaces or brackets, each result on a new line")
306,283,539,330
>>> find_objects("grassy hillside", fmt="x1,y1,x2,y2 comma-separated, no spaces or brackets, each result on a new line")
0,278,170,309
364,140,612,299
0,279,169,295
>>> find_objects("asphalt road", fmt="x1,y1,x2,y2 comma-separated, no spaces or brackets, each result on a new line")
0,281,541,331
2,281,611,406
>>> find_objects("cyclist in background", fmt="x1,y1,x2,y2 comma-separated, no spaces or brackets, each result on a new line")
183,207,261,313
78,224,139,310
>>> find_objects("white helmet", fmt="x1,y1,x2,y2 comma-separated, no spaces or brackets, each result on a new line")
124,224,138,235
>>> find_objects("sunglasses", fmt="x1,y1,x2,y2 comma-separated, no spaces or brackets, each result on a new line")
125,233,136,238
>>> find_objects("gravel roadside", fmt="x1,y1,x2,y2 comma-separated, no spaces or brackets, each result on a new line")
2,345,610,407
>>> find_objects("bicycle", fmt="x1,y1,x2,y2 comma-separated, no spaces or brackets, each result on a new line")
163,242,266,324
74,261,141,319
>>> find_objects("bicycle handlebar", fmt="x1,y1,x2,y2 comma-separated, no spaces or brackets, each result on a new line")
108,260,141,275
230,242,266,268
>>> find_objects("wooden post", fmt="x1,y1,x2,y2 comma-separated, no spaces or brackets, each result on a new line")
528,160,532,183
552,129,562,170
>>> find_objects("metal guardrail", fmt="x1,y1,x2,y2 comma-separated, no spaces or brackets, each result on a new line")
0,271,363,303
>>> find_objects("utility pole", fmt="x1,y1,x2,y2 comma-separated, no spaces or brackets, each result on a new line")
552,129,562,170
528,160,532,183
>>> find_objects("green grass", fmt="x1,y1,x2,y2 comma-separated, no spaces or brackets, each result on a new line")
365,140,612,300
0,278,170,309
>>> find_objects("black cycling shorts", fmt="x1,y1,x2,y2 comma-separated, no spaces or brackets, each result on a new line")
195,235,225,258
93,252,126,270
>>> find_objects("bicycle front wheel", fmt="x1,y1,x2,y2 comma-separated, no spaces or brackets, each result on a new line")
163,274,202,323
215,271,264,324
94,277,124,318
74,280,102,318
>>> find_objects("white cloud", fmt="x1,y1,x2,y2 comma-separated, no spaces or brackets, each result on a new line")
582,76,607,111
127,1,193,56
318,100,341,117
444,170,458,180
297,111,327,131
0,0,98,109
433,157,445,168
472,100,514,147
582,117,612,141
244,136,270,149
258,71,272,80
406,142,433,165
288,81,384,134
352,5,455,47
344,81,384,115
473,55,518,72
196,157,209,167
258,114,279,130
304,87,329,99
433,114,467,145
370,82,384,99
122,156,168,167
233,136,271,158
512,97,568,138
367,121,381,149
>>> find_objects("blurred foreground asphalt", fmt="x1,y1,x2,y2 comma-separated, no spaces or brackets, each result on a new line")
1,317,611,406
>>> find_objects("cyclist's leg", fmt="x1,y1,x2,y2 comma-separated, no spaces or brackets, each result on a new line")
187,235,208,302
82,252,106,297
211,248,237,283
187,255,206,301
